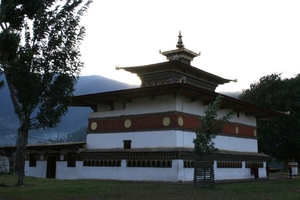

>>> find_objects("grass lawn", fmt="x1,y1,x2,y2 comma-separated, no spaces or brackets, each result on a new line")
0,173,299,200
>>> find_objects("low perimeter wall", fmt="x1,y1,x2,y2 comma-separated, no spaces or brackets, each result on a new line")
25,160,267,181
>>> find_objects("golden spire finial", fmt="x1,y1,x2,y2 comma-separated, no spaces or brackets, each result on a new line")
176,31,184,48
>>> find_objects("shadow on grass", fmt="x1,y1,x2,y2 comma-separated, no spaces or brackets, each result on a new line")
0,183,8,187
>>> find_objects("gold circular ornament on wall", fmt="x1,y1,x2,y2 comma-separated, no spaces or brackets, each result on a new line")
254,129,257,136
163,117,171,126
178,116,184,126
234,126,239,134
124,119,132,128
91,122,97,130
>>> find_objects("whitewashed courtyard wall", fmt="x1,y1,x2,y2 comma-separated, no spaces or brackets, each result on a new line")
25,159,267,181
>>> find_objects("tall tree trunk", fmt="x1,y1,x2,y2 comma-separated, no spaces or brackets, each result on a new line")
4,69,29,186
14,117,29,185
14,113,29,185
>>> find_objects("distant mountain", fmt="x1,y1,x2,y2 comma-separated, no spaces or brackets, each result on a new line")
74,75,136,95
218,91,241,99
0,75,137,145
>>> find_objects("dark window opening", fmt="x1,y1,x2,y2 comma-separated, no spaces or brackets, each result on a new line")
67,153,76,167
29,154,37,167
123,140,132,149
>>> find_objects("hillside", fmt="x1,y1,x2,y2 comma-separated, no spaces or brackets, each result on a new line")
0,75,137,145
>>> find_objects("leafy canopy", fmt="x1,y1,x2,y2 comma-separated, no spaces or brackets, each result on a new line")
239,73,300,163
0,0,92,131
194,95,233,156
0,0,92,185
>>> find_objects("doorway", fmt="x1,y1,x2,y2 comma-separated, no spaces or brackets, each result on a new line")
46,155,57,178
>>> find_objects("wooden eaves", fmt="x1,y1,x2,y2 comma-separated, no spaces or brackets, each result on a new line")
71,83,284,120
0,142,86,155
117,60,232,86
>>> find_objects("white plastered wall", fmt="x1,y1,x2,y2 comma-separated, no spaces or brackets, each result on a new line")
214,135,258,152
56,160,192,181
215,161,267,180
86,131,257,152
91,95,256,127
86,130,195,149
25,161,47,178
25,159,267,181
88,94,258,151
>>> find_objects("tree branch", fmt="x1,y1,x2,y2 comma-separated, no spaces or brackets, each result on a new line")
3,69,23,115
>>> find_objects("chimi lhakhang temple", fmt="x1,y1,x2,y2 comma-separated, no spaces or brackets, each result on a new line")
1,32,283,181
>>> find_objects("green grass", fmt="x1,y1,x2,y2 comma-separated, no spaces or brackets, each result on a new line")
0,173,299,200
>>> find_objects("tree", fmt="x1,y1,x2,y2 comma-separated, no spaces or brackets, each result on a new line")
0,70,4,89
193,95,233,156
239,73,300,163
0,0,92,185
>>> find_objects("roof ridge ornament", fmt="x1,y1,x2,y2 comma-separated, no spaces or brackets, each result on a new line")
176,31,184,49
160,31,200,65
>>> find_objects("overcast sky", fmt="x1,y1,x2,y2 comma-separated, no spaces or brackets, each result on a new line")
79,0,300,92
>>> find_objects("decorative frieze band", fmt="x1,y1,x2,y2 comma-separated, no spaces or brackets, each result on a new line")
80,150,268,163
80,151,194,160
87,111,257,138
140,71,215,91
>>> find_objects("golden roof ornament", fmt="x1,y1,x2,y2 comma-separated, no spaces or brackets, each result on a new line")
160,31,200,65
176,31,184,49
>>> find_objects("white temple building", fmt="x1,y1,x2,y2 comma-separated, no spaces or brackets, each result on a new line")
2,32,283,181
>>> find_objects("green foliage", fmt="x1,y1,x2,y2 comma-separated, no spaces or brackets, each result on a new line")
239,73,300,163
0,31,20,61
0,0,92,185
1,0,92,131
0,0,24,30
194,95,233,156
239,74,284,109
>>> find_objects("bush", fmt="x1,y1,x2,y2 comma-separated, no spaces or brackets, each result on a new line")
0,156,10,174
